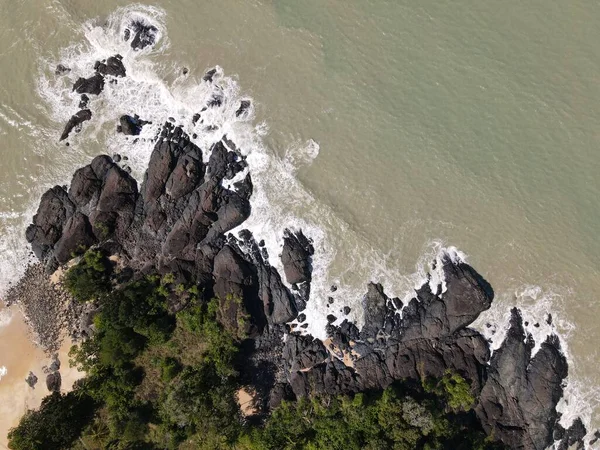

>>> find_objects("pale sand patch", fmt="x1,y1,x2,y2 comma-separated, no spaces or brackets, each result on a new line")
0,306,84,448
237,387,257,417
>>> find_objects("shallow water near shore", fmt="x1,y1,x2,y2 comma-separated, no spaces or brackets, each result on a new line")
0,0,599,444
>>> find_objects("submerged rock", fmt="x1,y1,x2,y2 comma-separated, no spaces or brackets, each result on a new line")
55,64,70,76
127,20,158,51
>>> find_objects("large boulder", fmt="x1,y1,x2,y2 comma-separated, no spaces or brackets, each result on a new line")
280,229,313,285
94,55,126,78
53,212,97,264
476,309,569,450
73,73,104,95
45,371,61,393
26,186,75,260
118,114,149,136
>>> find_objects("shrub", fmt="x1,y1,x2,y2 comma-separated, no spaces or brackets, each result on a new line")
7,391,96,450
64,248,111,302
160,357,182,382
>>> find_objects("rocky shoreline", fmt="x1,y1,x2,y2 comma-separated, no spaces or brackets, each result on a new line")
9,32,594,449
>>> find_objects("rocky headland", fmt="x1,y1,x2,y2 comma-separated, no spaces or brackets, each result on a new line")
8,41,592,449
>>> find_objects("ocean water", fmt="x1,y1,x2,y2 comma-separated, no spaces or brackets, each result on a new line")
0,0,599,445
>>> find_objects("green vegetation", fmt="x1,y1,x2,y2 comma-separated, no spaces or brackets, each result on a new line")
63,249,112,302
8,250,503,450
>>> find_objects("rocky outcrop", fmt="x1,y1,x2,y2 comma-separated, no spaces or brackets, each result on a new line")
476,309,569,450
73,73,105,96
59,109,92,141
124,20,158,51
94,55,126,78
25,120,583,450
280,229,313,285
118,114,149,136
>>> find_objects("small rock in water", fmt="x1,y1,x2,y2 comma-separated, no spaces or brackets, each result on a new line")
300,323,308,329
203,68,217,82
25,372,38,388
328,297,334,304
327,314,337,324
55,64,70,76
113,153,122,163
343,306,351,315
259,240,265,247
297,313,306,323
330,285,337,292
192,133,198,139
485,323,492,328
78,94,89,109
182,67,189,75
546,314,553,325
534,323,540,328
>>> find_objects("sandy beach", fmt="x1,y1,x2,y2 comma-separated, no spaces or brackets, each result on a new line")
0,305,83,448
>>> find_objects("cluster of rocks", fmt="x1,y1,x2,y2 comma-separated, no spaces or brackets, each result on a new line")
56,16,162,143
23,114,591,448
24,357,62,393
4,263,90,353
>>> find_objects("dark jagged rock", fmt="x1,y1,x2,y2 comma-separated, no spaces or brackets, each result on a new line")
203,68,217,82
476,309,569,450
281,229,314,285
24,120,579,450
128,20,158,51
45,371,61,392
236,100,251,117
59,109,92,141
556,418,587,450
73,73,105,95
25,371,38,388
94,55,126,78
54,212,97,264
78,94,89,109
55,64,70,76
118,114,149,136
26,186,75,260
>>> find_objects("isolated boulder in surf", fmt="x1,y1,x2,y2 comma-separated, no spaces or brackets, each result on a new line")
125,20,158,51
73,73,105,95
94,55,126,78
59,109,92,141
118,114,149,136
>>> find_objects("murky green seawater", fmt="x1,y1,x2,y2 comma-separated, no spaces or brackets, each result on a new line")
0,0,598,440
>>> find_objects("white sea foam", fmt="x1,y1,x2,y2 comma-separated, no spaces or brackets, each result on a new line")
0,366,7,382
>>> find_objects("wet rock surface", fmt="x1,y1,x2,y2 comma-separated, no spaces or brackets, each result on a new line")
59,109,92,141
126,20,158,51
21,121,585,450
